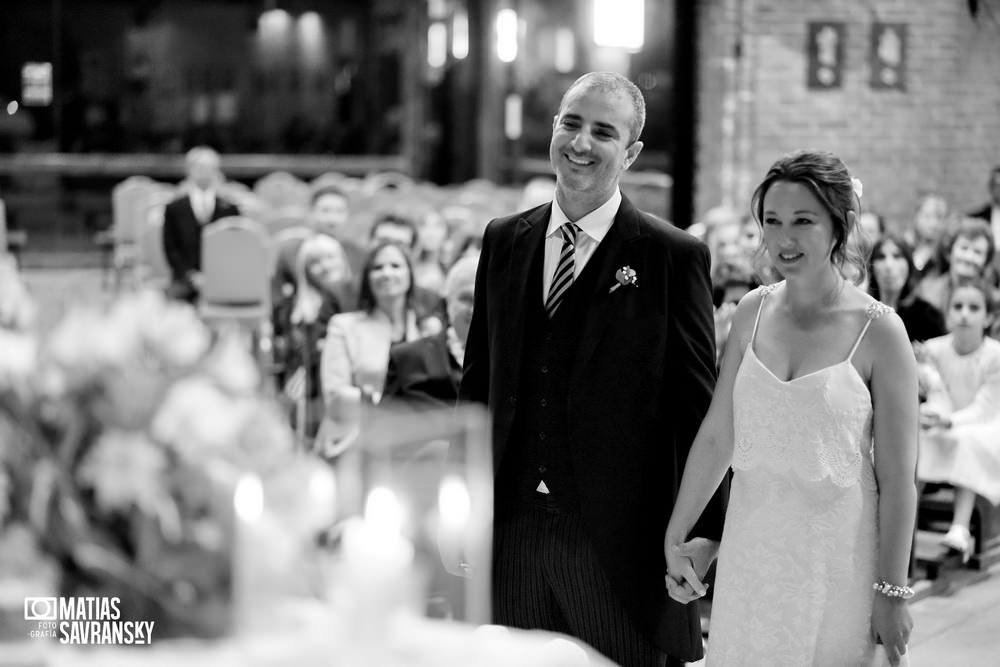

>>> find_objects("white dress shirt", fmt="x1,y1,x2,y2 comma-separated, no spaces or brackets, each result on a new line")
541,188,622,301
190,188,215,223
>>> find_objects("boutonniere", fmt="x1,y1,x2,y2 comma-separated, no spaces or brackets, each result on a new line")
608,266,638,293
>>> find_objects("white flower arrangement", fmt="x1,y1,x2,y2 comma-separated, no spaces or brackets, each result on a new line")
0,289,298,638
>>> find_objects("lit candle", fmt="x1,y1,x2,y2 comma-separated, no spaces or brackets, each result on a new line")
339,486,417,642
437,474,472,575
232,473,265,634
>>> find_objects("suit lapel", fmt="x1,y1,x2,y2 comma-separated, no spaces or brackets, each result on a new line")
571,195,645,382
504,204,550,394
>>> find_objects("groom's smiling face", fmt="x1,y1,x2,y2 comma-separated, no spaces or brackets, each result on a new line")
549,86,642,205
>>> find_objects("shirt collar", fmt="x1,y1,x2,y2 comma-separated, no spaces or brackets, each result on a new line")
546,188,621,244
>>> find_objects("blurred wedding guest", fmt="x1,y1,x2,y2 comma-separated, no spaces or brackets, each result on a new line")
868,234,946,343
382,255,478,410
917,279,1000,562
163,146,239,303
859,210,886,244
281,236,353,434
412,209,450,295
906,193,951,280
317,241,441,457
917,217,995,315
369,211,420,250
357,212,446,319
967,165,1000,250
272,187,361,335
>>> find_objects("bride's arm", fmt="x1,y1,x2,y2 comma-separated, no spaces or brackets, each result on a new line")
868,311,919,662
664,291,758,598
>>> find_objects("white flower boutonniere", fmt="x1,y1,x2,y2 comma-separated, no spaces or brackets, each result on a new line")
609,266,639,293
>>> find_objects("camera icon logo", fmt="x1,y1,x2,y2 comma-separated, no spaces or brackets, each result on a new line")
24,597,58,621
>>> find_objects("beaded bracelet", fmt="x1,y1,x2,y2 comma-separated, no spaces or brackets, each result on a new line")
872,580,915,600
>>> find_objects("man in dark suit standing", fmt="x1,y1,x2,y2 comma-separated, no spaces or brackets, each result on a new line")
383,254,478,409
163,146,239,303
460,72,727,666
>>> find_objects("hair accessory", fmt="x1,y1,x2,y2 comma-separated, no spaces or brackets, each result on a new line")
851,177,864,199
872,580,914,600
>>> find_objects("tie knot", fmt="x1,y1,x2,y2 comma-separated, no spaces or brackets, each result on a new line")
559,223,580,245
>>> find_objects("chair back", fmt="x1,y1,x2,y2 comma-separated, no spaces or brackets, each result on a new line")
253,171,310,219
201,216,273,306
111,176,170,245
0,198,6,251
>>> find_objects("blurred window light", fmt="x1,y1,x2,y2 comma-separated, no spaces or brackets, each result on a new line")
496,9,518,63
452,9,469,60
554,27,575,73
504,93,522,140
21,62,52,106
6,101,18,115
593,0,644,51
297,12,326,68
259,8,292,35
428,22,448,69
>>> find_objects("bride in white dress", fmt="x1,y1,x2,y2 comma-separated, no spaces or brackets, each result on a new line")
664,151,919,666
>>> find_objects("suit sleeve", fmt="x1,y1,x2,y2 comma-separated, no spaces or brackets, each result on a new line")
161,201,191,279
667,237,728,540
458,222,493,407
383,349,404,399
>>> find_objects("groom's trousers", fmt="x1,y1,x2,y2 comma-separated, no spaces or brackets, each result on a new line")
492,504,682,667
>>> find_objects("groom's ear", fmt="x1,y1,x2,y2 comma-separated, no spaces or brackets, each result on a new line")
624,141,644,170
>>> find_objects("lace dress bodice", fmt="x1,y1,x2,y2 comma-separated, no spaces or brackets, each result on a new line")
706,284,891,666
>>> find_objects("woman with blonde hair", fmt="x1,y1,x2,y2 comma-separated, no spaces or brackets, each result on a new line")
282,235,352,438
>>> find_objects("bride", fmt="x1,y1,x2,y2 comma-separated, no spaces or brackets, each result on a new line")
663,150,918,666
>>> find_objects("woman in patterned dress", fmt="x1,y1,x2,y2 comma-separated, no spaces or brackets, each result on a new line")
663,150,919,666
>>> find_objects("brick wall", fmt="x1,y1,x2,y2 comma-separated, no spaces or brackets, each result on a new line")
696,0,1000,231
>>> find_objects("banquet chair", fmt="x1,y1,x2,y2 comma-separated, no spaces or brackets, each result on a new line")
199,216,275,373
253,171,310,221
97,176,175,291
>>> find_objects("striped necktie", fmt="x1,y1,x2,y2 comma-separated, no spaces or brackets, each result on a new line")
545,222,579,318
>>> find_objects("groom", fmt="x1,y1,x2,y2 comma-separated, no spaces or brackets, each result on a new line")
460,72,727,666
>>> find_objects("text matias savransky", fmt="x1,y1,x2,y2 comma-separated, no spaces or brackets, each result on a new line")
24,596,155,645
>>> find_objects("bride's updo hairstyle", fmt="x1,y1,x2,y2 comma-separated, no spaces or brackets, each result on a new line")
749,149,867,285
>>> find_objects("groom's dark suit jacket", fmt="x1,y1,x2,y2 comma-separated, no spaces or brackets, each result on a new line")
460,194,727,661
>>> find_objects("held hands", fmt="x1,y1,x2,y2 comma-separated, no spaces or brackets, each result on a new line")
871,595,913,667
664,537,719,603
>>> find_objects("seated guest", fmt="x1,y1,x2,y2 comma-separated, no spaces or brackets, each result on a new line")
907,193,952,280
163,146,239,303
917,217,996,316
867,234,946,342
335,211,447,320
317,241,442,457
382,255,478,409
280,236,353,433
917,279,1000,562
272,186,362,356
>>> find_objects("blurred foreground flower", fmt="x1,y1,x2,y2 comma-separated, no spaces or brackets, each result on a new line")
0,289,300,639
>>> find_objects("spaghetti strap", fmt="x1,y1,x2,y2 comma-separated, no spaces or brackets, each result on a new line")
846,301,894,361
750,283,779,347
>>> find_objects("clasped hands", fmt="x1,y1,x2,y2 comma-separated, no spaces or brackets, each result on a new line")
664,537,719,603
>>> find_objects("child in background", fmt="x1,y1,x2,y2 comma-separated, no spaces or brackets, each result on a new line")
917,279,1000,561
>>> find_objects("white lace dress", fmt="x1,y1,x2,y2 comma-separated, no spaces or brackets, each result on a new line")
706,285,889,666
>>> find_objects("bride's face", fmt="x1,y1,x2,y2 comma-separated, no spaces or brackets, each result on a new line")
760,181,836,278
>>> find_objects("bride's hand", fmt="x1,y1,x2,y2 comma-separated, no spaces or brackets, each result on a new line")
664,538,718,603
